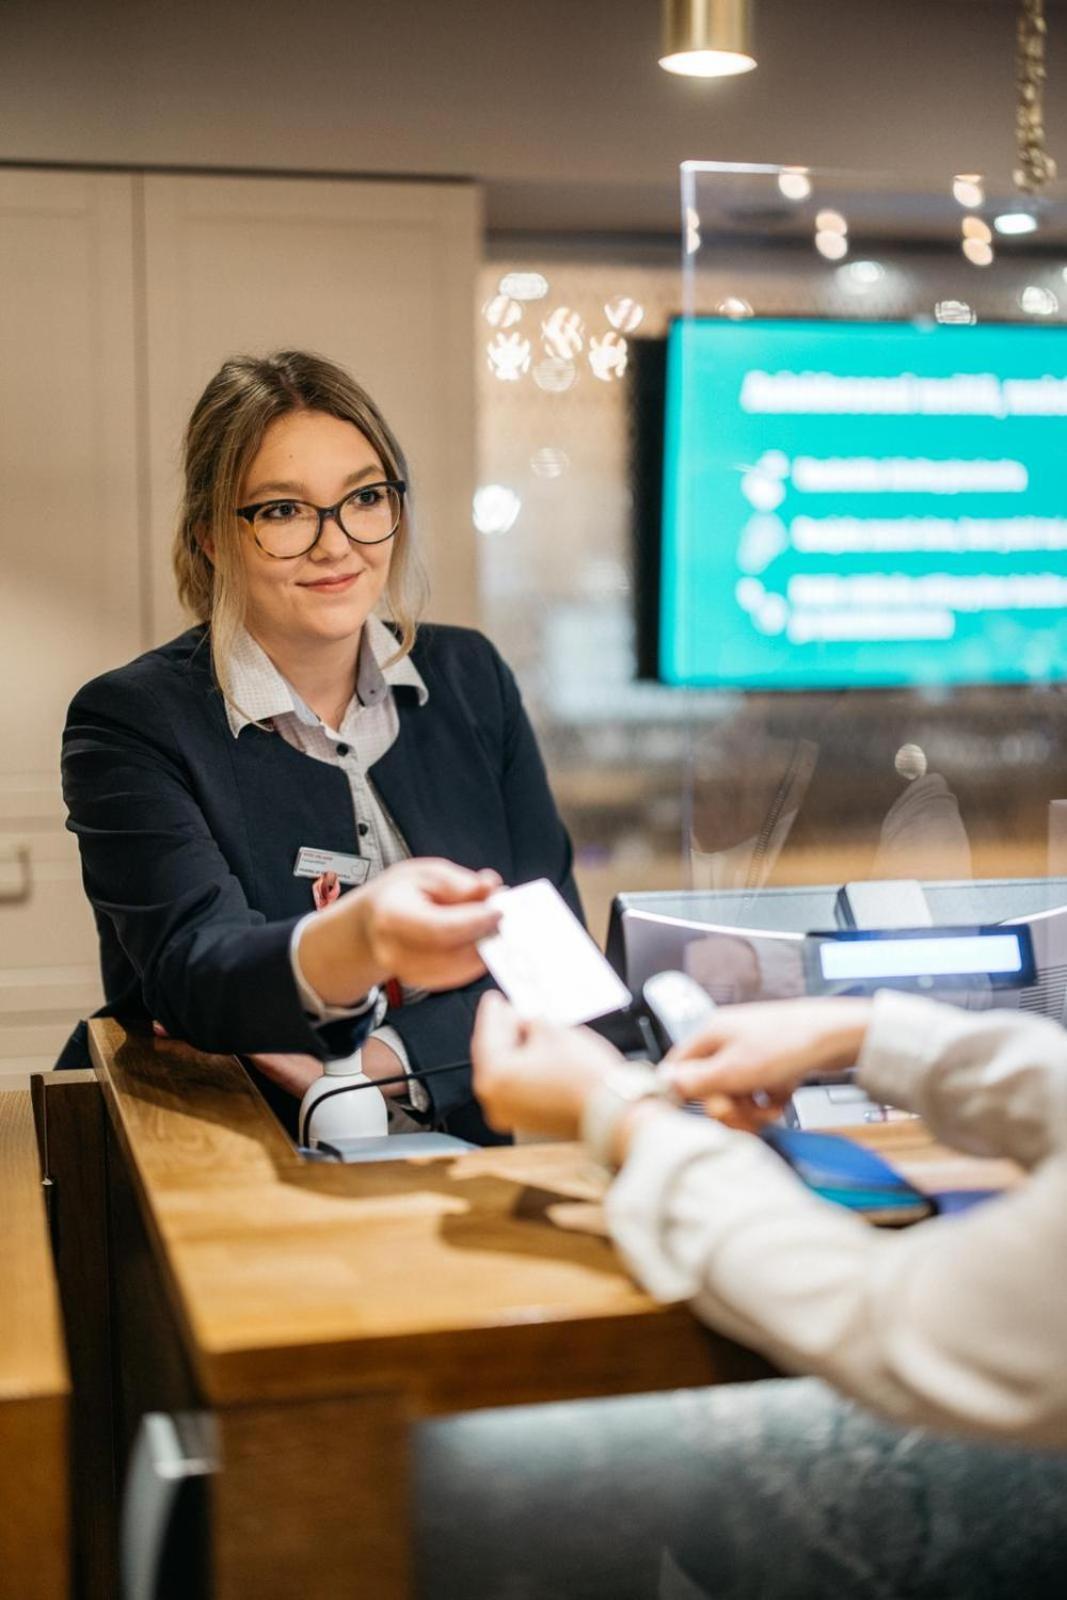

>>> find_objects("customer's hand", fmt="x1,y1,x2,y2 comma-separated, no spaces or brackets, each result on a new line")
299,858,503,1006
662,997,873,1108
472,992,623,1138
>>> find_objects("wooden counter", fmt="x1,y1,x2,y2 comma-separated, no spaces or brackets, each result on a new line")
86,1018,770,1599
79,1019,1018,1600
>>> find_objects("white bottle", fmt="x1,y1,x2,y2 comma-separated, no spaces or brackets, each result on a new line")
298,1049,388,1146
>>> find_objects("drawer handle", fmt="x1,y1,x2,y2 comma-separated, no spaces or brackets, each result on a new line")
0,845,31,905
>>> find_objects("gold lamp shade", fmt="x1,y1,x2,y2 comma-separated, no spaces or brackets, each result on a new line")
659,0,756,77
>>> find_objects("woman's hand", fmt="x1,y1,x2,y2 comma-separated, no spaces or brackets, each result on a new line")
662,997,874,1109
353,859,502,987
472,991,623,1138
298,858,503,1006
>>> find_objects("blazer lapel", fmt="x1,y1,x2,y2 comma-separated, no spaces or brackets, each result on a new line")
370,694,512,875
226,726,360,919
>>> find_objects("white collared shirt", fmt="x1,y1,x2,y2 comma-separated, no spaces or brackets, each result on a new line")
225,613,427,881
223,615,430,1114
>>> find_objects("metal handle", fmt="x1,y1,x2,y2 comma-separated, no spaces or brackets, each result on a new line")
121,1412,218,1600
0,845,31,905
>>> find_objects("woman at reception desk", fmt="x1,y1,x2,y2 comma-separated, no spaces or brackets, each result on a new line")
60,351,578,1139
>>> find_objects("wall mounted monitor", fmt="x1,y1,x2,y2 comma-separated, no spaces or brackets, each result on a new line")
660,317,1067,690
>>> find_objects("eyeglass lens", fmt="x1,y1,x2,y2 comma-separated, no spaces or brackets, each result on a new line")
252,484,401,556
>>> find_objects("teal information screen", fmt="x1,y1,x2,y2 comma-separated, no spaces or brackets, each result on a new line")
661,318,1067,689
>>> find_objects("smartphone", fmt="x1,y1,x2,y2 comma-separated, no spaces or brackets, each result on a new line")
760,1125,936,1226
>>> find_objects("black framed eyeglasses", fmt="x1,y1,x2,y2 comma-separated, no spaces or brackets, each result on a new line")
236,479,406,559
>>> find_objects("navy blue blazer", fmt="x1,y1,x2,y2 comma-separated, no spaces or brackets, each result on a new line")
60,622,581,1126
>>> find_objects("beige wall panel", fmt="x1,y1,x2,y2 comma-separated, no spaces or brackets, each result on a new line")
0,170,141,1070
142,174,481,643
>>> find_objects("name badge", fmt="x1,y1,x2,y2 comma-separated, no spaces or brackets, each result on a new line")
293,847,370,886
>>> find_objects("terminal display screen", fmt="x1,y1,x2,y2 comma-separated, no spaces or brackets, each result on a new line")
660,318,1067,689
805,924,1035,993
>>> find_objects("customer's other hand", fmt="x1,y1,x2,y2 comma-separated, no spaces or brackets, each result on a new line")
472,992,622,1137
663,997,873,1108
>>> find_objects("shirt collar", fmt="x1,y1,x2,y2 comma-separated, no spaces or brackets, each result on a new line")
223,614,427,738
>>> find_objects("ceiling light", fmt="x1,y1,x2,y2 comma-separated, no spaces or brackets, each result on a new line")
952,175,985,209
1019,285,1059,316
841,260,884,287
994,211,1039,235
717,296,754,318
815,231,848,261
777,168,812,202
473,486,521,536
659,0,757,77
962,216,992,243
498,271,549,302
935,300,977,325
962,238,994,267
815,208,848,236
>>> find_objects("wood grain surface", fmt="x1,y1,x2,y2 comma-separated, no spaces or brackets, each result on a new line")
0,1090,69,1600
89,1018,771,1413
87,1019,1023,1600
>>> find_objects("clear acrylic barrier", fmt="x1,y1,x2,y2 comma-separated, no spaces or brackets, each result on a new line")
674,161,1067,899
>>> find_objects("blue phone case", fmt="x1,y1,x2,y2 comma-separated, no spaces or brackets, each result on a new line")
761,1126,936,1221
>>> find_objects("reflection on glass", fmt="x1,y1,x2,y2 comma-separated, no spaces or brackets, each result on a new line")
894,743,928,780
473,484,522,536
589,331,628,382
478,165,1067,931
533,356,578,392
716,296,753,319
778,168,812,202
530,446,570,479
1019,284,1059,316
542,307,585,359
604,295,645,332
815,231,848,261
483,294,523,328
487,332,532,380
962,238,994,266
836,260,885,293
935,300,977,324
499,270,550,301
687,710,975,891
952,174,985,208
962,217,993,243
684,931,806,1004
994,211,1039,236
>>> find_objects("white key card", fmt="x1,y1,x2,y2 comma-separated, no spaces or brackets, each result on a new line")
478,879,632,1026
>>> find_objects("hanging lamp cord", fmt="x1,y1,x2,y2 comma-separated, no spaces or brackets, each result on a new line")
1015,0,1057,193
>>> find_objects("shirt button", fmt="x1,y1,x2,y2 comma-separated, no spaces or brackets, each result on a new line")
336,742,350,756
358,823,369,837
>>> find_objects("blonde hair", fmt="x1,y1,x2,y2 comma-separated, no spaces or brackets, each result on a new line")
173,351,427,697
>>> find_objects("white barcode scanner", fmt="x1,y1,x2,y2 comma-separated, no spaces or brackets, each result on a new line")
640,970,718,1058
